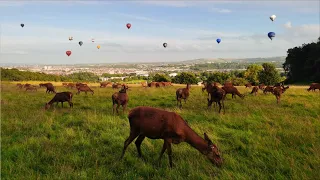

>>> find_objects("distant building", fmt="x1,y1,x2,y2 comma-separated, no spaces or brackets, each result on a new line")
169,73,178,77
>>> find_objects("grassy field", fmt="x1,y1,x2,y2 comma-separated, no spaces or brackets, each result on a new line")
1,81,320,179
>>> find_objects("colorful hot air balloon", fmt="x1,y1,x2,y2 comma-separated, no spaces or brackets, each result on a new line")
69,36,73,41
20,23,24,28
91,38,95,43
126,23,131,29
66,50,72,56
268,32,275,40
216,38,221,44
270,15,276,22
97,45,100,49
163,43,167,48
79,41,83,46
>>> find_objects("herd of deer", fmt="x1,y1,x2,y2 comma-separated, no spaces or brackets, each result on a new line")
13,81,319,168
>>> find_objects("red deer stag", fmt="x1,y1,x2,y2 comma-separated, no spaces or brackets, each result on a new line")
45,92,73,110
40,83,56,93
120,106,223,168
176,84,191,109
307,83,320,92
112,85,129,115
263,86,274,94
207,85,225,114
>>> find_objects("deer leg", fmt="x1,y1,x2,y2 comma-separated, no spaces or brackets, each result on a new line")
135,135,146,158
61,102,63,108
222,100,225,114
113,104,117,115
167,142,173,168
218,101,222,113
121,131,139,159
69,101,73,108
116,104,120,114
158,140,168,163
123,104,127,114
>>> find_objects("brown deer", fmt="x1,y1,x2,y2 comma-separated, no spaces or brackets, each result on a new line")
45,92,73,110
272,86,289,104
307,83,320,92
222,86,244,99
250,86,259,96
66,83,76,89
207,85,225,114
25,85,38,92
39,83,56,93
263,86,274,94
62,82,68,87
100,82,112,88
176,84,191,109
258,83,265,90
141,81,148,88
76,86,94,95
120,106,223,168
112,85,129,115
245,83,252,88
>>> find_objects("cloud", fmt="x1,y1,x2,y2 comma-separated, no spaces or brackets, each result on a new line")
0,1,25,7
211,8,232,13
284,22,292,29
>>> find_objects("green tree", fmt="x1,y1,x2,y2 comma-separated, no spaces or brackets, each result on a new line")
152,73,171,82
207,72,231,84
283,37,320,83
244,64,263,84
172,72,198,84
258,63,281,85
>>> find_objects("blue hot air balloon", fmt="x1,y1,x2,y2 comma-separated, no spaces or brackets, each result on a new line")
216,38,221,44
268,32,275,40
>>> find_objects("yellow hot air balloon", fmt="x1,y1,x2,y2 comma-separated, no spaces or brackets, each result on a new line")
97,45,100,49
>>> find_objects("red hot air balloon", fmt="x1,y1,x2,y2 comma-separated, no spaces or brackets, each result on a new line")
66,50,71,56
126,23,131,29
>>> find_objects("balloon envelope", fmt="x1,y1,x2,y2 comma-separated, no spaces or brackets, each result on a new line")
20,23,24,28
126,23,131,29
66,51,71,56
268,32,275,40
270,15,276,21
79,41,83,46
163,43,167,48
69,36,73,41
216,38,221,44
97,45,100,49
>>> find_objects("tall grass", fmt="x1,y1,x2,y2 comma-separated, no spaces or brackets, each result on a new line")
1,82,320,179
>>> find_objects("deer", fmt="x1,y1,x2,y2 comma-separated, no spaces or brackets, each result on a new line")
76,86,94,95
120,106,223,168
250,86,259,96
25,85,38,92
44,92,73,110
307,83,320,92
176,84,191,109
263,86,275,94
112,85,129,115
222,86,244,99
207,85,226,114
245,83,252,88
272,85,289,104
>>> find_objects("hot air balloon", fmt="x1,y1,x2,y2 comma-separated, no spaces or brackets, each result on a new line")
20,23,24,28
79,41,83,46
69,36,73,41
270,15,276,22
91,38,95,43
268,32,275,40
163,43,167,48
216,38,221,44
97,45,100,49
126,23,131,29
66,50,72,56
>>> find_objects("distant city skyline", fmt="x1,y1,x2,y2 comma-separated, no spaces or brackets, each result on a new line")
0,0,319,64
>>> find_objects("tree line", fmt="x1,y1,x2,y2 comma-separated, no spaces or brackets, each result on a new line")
283,37,320,83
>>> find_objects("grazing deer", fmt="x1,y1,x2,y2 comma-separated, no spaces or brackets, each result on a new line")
121,106,223,168
263,86,274,94
307,83,320,92
207,85,225,114
112,85,129,115
222,86,244,99
273,86,289,104
25,85,38,92
76,86,94,95
45,92,73,110
176,84,191,109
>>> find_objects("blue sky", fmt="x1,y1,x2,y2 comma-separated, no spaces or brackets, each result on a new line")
0,0,319,64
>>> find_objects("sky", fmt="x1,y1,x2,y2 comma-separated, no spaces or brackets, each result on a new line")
0,0,319,64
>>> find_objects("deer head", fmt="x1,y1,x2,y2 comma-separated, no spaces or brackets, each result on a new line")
204,133,223,167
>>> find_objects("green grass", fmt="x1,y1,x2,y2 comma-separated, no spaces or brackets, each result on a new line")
1,82,320,179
